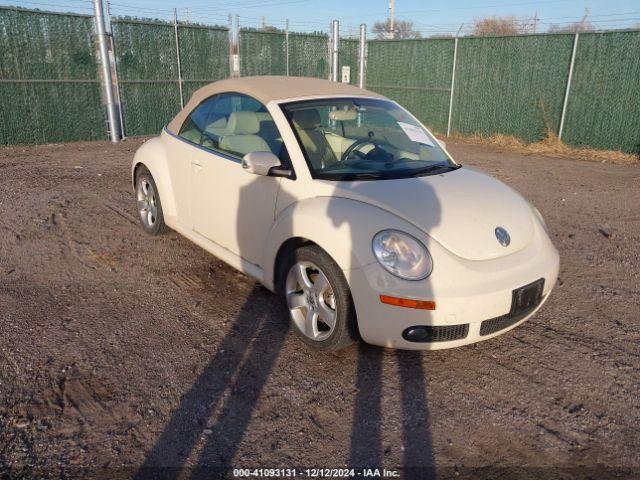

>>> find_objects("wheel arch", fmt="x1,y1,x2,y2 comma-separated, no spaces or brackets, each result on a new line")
131,136,177,221
263,197,423,292
272,236,316,294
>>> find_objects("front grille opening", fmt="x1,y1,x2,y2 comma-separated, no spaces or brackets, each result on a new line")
480,298,544,336
480,279,545,336
402,324,469,343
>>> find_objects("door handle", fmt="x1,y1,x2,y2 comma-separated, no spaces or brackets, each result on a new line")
191,162,202,172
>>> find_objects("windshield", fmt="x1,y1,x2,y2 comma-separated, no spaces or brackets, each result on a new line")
280,97,458,181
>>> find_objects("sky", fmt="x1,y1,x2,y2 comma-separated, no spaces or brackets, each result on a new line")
2,0,640,35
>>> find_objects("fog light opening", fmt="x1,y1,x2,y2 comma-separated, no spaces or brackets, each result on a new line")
403,326,430,342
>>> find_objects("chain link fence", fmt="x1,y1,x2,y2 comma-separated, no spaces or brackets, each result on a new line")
288,33,329,78
112,19,229,137
367,39,454,134
239,30,287,76
0,7,106,145
1,5,638,154
562,31,640,152
366,32,640,153
237,30,358,82
449,34,574,142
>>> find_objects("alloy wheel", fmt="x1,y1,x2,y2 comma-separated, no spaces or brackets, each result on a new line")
137,178,158,228
285,261,337,341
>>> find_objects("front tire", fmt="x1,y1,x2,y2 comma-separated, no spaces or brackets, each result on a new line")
283,245,358,351
135,166,167,235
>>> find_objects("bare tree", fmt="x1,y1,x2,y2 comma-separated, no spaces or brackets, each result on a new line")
472,15,526,36
548,9,595,34
372,19,422,39
547,21,596,33
261,24,284,33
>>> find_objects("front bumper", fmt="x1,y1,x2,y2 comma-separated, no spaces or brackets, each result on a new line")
346,227,560,351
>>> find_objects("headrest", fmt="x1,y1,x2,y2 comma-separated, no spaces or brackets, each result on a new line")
227,111,260,135
292,109,321,130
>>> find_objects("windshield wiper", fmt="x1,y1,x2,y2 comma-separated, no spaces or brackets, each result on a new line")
349,172,395,180
408,163,461,176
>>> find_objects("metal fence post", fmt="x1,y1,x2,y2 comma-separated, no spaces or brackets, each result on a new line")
446,24,464,138
285,19,290,76
446,36,459,137
330,20,339,82
228,14,234,78
357,24,366,88
173,9,184,108
558,32,579,140
327,27,332,80
236,14,241,77
105,0,125,139
93,0,119,142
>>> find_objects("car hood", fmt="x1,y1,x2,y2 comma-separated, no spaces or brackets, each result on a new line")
318,166,535,261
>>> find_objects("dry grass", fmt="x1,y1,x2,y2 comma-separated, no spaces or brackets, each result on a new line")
449,131,639,165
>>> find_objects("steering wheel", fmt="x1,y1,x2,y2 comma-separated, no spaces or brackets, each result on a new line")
340,138,378,162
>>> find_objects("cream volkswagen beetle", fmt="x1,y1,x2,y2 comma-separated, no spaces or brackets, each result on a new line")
132,76,559,351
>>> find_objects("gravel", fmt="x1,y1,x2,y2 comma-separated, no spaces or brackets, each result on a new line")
0,138,638,478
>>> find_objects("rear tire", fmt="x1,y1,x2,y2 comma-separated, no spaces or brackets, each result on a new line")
282,245,358,351
135,166,167,235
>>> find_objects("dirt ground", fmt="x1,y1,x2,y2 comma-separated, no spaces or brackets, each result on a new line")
0,138,639,479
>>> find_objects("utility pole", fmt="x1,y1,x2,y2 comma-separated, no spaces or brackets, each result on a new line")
93,0,119,142
261,16,266,29
388,0,395,39
533,11,538,33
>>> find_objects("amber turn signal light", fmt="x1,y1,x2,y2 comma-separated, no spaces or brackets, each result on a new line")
379,295,436,310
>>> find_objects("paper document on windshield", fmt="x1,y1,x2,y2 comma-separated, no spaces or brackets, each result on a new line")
397,121,434,147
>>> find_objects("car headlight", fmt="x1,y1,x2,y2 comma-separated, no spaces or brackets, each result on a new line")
372,230,432,280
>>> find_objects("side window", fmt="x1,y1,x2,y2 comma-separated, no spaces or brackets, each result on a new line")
181,93,288,162
178,97,216,145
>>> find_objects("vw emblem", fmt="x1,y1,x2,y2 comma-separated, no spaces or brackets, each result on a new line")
495,227,511,247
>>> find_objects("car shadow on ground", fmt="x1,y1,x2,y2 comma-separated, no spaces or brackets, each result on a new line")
349,345,436,479
133,286,290,479
135,301,436,479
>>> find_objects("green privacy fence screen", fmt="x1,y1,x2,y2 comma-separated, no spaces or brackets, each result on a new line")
562,31,640,152
1,6,639,153
239,30,332,78
450,34,574,142
239,30,287,76
112,19,229,137
339,39,359,85
288,33,329,78
238,30,361,83
0,7,105,145
366,32,640,153
367,39,455,134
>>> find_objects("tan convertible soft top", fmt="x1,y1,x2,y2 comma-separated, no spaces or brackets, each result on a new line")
166,76,386,134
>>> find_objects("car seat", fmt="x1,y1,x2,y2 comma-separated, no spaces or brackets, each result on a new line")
219,112,272,157
292,109,338,169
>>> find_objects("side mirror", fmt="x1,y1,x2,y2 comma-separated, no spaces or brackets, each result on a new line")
437,139,447,150
241,151,289,177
